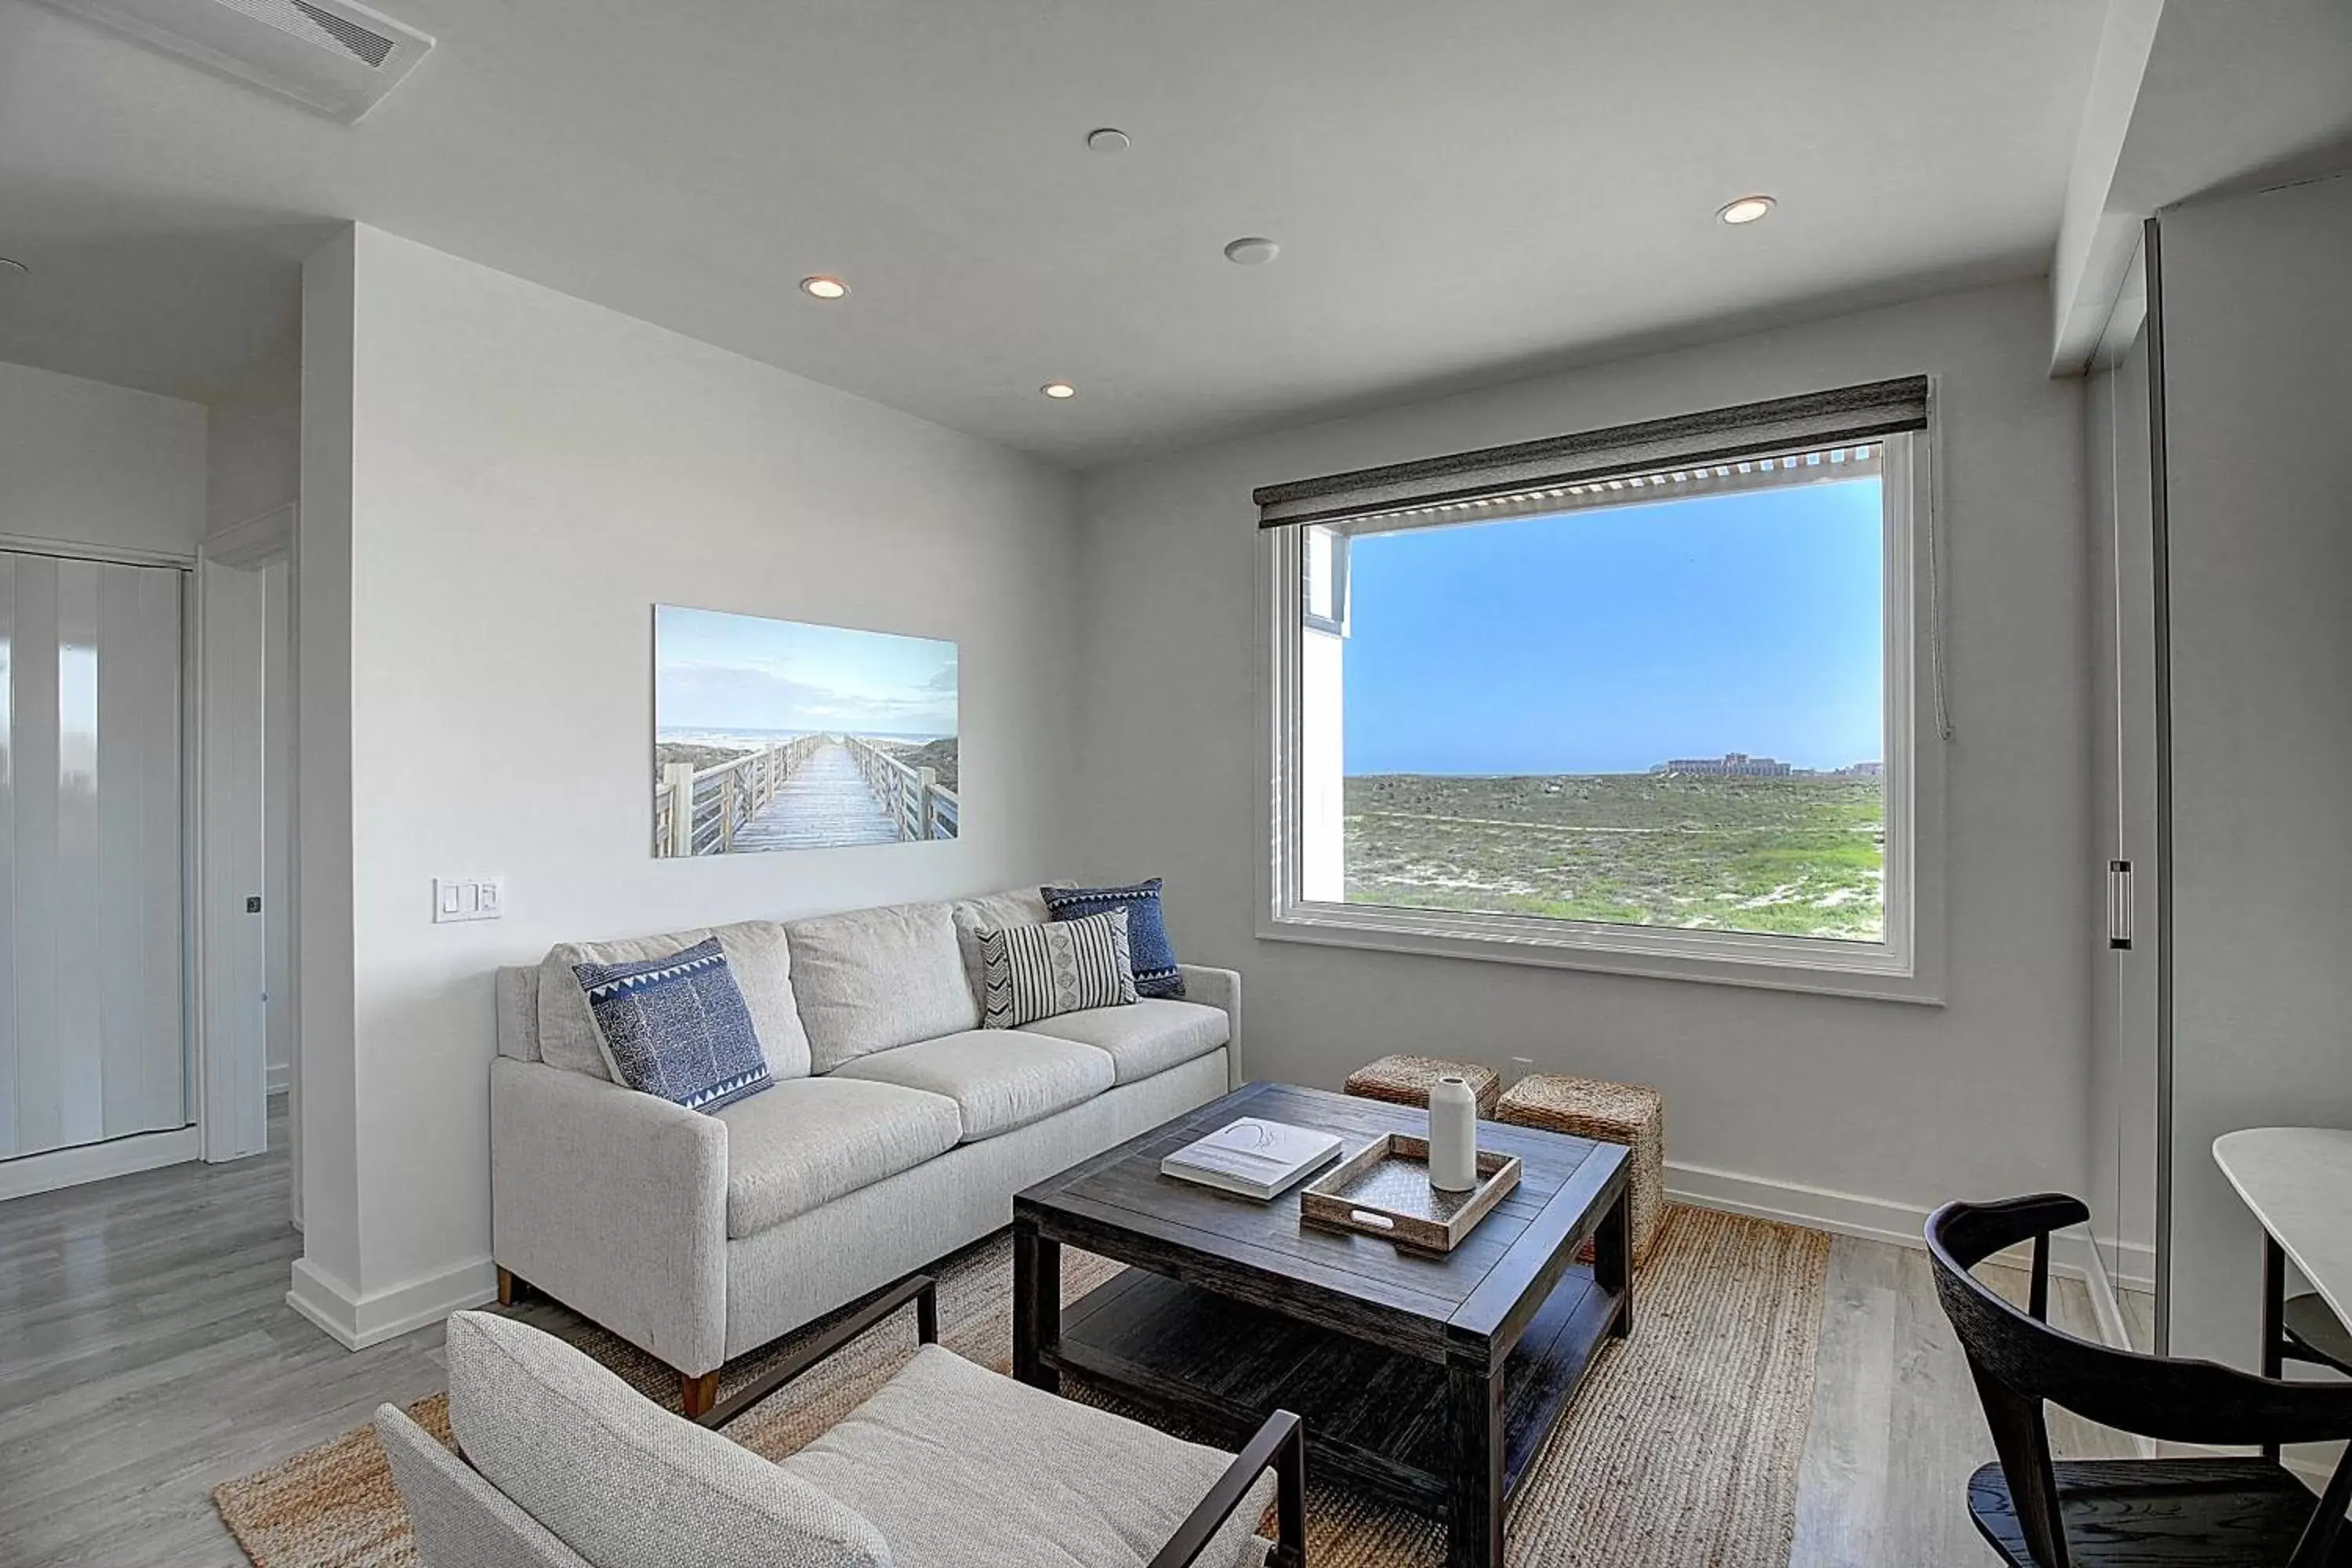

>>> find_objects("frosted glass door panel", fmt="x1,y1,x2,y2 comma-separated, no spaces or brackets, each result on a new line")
0,552,186,1162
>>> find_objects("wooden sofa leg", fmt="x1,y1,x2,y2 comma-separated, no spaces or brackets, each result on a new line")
681,1370,719,1420
497,1267,524,1307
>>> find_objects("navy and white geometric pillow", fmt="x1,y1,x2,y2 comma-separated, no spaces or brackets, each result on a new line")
572,936,771,1112
1042,878,1185,999
978,907,1138,1029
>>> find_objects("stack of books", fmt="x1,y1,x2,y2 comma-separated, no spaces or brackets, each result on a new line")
1161,1116,1344,1200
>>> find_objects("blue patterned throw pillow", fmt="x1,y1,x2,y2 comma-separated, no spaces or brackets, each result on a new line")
1042,878,1184,999
572,937,771,1112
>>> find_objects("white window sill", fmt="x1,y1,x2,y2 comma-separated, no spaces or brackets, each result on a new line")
1259,902,1945,1006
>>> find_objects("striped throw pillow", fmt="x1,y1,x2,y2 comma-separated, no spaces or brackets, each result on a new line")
978,908,1138,1029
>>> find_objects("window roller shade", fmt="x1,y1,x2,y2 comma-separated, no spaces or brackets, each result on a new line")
1253,375,1931,530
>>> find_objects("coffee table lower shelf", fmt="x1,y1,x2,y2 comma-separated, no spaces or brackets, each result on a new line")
1043,1261,1625,1519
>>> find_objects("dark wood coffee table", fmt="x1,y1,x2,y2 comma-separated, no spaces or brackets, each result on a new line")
1012,1081,1632,1568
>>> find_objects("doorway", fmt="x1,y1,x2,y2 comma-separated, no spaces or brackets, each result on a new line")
197,506,295,1200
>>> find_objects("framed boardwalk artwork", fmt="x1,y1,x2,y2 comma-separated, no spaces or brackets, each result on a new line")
652,604,959,855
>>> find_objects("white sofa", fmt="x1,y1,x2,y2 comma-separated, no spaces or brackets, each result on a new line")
489,884,1239,1413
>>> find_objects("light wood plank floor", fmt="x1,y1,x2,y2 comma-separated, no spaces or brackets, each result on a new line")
2,1106,2130,1566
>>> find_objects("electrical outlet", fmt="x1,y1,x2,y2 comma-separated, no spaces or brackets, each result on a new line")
434,876,506,924
1509,1056,1536,1086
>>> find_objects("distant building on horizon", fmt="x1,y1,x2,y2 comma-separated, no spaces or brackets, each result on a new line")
1836,760,1885,778
1653,752,1793,778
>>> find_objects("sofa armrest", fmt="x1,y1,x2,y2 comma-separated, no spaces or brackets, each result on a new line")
490,1057,728,1375
1179,964,1243,1086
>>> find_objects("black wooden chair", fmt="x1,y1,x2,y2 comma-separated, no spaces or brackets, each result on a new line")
1928,1194,2352,1567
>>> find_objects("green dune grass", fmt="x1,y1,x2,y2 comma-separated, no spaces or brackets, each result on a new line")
1341,772,1885,942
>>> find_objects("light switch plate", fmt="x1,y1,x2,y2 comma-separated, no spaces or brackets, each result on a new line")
434,876,506,924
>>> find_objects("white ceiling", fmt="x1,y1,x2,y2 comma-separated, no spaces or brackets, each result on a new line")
0,0,2111,463
2048,0,2352,369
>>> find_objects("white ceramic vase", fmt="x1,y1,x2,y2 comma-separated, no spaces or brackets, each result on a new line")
1427,1074,1479,1192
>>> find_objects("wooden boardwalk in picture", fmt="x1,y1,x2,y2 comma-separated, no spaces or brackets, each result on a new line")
656,732,959,855
729,741,900,851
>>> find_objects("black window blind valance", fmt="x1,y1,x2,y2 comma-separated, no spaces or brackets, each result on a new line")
1253,376,1932,530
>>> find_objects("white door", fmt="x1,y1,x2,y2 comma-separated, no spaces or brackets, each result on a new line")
0,550,187,1165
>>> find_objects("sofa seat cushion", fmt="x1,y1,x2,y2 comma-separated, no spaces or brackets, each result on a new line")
787,902,978,1073
444,1312,890,1568
782,1345,1273,1568
1018,999,1231,1086
828,1033,1113,1142
716,1078,964,1239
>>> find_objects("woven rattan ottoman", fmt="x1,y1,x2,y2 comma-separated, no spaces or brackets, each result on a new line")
1497,1073,1664,1265
1342,1053,1502,1118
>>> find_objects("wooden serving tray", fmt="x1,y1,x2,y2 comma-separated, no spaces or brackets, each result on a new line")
1299,1133,1521,1254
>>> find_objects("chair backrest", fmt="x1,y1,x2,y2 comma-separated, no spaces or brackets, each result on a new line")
376,1403,594,1568
1928,1193,2352,1568
436,1312,891,1568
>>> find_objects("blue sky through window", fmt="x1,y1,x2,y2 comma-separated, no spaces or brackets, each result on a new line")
1341,478,1883,775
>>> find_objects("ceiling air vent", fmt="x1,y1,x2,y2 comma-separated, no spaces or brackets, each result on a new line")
42,0,433,122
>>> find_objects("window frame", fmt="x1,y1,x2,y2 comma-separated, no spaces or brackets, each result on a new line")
1259,424,1946,1005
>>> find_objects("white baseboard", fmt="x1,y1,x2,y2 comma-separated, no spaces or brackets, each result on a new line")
2103,1235,2157,1295
267,1064,290,1095
0,1127,201,1201
287,1254,499,1350
2079,1236,2134,1350
1666,1160,2102,1282
2074,1240,2162,1459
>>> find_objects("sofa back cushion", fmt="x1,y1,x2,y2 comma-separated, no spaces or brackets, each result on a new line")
495,967,542,1062
949,886,1053,1002
537,920,809,1082
787,901,976,1073
445,1312,890,1568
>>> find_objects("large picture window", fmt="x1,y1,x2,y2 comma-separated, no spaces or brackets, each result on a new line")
1261,382,1943,1000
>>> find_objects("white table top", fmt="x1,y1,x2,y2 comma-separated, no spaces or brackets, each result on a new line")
2214,1127,2352,1327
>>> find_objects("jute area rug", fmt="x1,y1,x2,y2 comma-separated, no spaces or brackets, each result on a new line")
216,1204,1828,1568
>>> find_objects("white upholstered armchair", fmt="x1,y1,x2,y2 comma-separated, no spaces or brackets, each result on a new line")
377,1277,1306,1568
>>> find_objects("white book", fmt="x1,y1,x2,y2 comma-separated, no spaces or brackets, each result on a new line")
1161,1117,1344,1201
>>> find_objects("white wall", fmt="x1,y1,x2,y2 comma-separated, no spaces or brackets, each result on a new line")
294,224,1084,1344
264,557,292,1095
205,336,300,538
203,337,302,1104
2158,172,2352,1364
1073,278,2093,1237
296,227,361,1307
0,359,205,556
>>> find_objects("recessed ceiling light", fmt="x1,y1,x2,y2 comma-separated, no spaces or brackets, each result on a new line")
1717,195,1777,226
0,256,26,276
1223,236,1280,266
1040,382,1077,400
1085,127,1131,154
799,275,850,300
